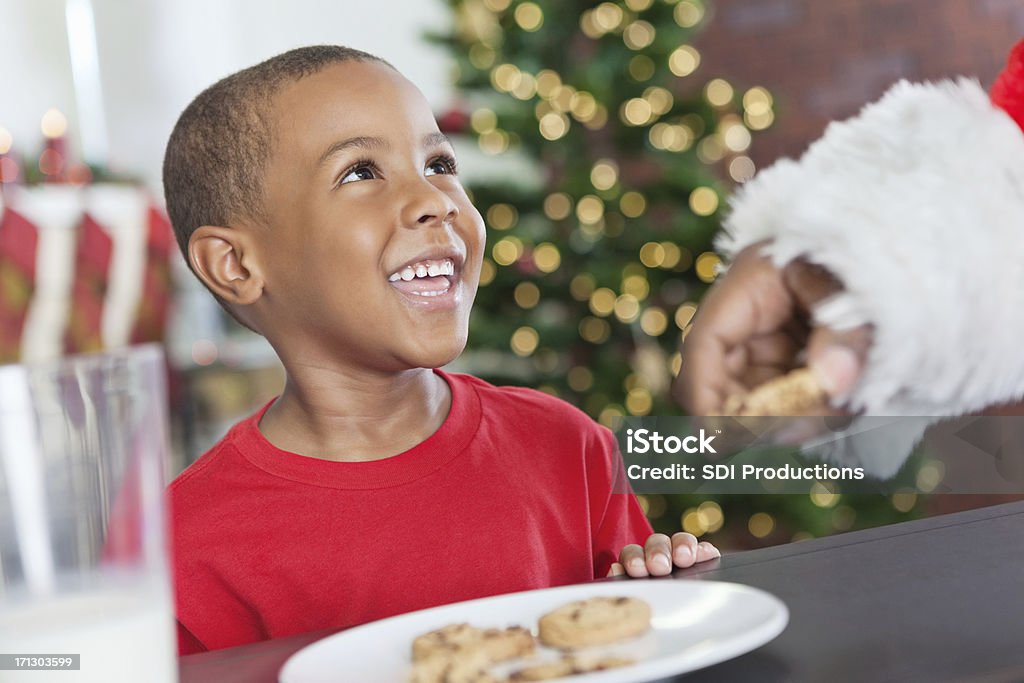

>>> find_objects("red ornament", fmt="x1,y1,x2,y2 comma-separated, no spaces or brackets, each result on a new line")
990,38,1024,133
437,106,470,134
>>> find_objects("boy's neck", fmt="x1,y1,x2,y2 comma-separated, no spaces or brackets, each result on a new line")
257,365,452,462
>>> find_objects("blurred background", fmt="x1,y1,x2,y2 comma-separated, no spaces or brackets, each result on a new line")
1,0,1020,550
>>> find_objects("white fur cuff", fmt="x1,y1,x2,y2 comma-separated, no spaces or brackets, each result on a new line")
717,79,1024,418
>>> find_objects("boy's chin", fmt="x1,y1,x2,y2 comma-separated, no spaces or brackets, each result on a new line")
405,339,467,370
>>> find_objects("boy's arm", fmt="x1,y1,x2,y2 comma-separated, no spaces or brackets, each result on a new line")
586,425,654,578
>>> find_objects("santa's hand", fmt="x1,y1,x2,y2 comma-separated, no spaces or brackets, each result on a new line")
671,243,873,416
607,533,720,578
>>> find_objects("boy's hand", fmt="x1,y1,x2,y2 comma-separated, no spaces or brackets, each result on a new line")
607,533,721,577
672,243,872,416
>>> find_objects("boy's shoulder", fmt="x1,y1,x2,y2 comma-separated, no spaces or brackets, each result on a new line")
167,413,256,496
448,370,603,435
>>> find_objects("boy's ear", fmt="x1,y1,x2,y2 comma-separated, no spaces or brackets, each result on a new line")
188,226,265,305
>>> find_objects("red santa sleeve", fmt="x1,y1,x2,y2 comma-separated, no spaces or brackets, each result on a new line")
586,424,653,578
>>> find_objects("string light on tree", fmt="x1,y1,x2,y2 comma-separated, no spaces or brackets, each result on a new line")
492,236,523,265
748,512,775,539
588,288,616,317
704,78,735,107
514,281,541,308
729,156,756,182
471,108,498,134
567,366,594,392
479,259,497,286
487,203,518,230
532,243,561,272
570,273,596,301
590,159,619,191
513,2,544,31
694,252,722,282
576,195,605,224
619,192,647,217
623,21,656,50
544,193,573,220
689,187,719,216
675,302,698,329
668,45,700,77
510,326,539,356
579,316,611,343
639,307,668,336
674,0,705,28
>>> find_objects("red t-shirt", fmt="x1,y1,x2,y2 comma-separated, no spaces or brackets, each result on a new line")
170,370,653,654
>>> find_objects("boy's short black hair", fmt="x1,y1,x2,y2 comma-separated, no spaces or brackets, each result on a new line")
162,45,391,330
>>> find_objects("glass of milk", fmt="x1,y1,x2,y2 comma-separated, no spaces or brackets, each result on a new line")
0,344,176,683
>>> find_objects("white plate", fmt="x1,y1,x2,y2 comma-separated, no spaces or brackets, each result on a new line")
279,580,788,683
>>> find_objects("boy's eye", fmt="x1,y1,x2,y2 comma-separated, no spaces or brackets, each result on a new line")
339,162,379,185
425,155,458,177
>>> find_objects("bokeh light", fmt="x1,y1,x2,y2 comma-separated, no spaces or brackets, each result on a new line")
544,192,573,220
674,0,705,28
589,287,617,316
668,46,700,77
513,2,544,31
532,243,561,272
590,159,619,191
486,203,518,230
514,281,540,309
41,108,68,138
748,512,775,538
511,326,540,356
689,187,719,216
704,78,734,107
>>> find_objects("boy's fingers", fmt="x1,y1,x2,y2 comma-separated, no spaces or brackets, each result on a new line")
644,534,673,576
607,562,626,578
619,544,648,578
695,541,722,563
670,532,699,568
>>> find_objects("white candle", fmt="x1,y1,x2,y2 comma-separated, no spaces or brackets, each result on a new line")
64,0,109,166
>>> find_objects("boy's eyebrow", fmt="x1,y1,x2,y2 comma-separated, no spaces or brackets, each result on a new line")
318,136,390,165
423,132,452,149
318,132,453,165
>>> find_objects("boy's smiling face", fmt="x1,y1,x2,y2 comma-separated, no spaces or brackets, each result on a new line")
251,60,486,373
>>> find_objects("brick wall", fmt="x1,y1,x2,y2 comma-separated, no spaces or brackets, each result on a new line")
694,0,1023,167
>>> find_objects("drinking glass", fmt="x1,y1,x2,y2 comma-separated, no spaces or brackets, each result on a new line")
0,344,176,682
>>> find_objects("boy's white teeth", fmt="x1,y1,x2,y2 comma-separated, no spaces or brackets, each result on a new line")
387,258,455,282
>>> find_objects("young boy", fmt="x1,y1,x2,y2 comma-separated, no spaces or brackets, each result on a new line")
164,45,719,654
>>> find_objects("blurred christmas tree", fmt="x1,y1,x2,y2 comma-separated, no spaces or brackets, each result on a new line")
432,0,920,547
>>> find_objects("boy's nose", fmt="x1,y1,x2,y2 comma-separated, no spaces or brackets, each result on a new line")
403,180,460,228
